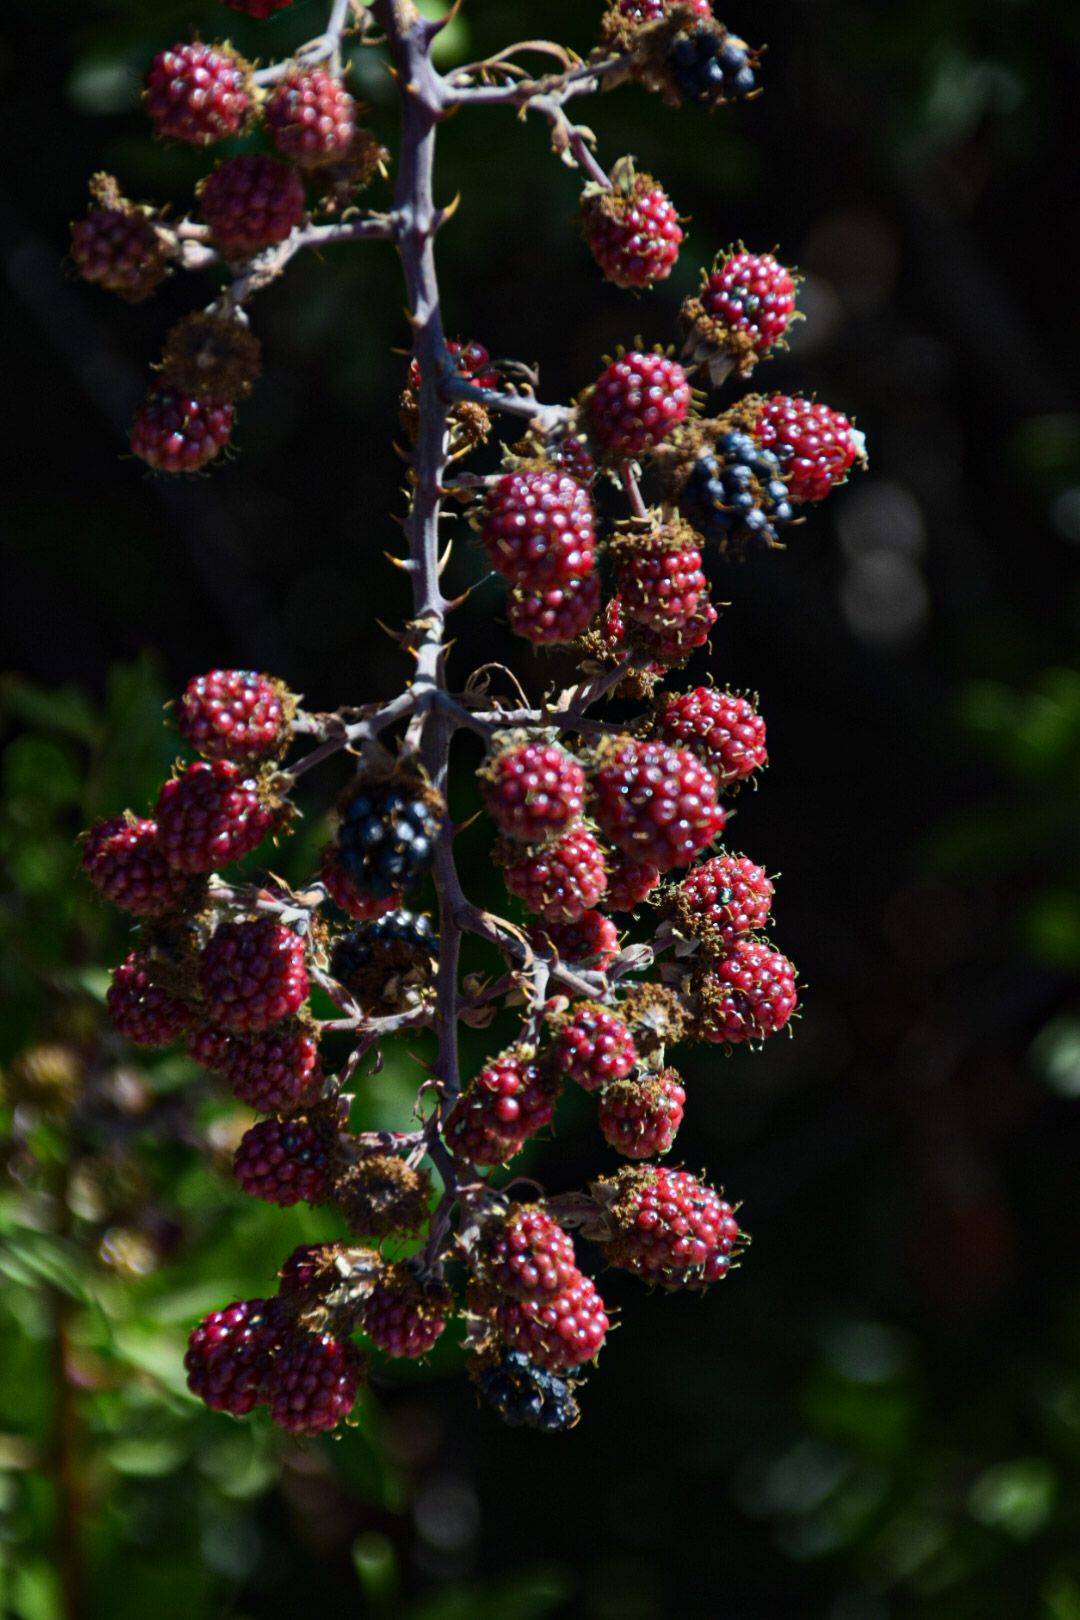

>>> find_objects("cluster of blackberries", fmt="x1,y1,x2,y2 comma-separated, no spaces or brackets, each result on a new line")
677,430,795,552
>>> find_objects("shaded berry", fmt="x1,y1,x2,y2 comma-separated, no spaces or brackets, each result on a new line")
234,1116,331,1206
444,1050,561,1167
475,1205,578,1301
277,1242,342,1295
674,852,773,947
82,815,192,917
159,313,262,403
586,351,690,460
265,68,355,168
184,1297,281,1415
598,1069,685,1158
580,158,683,290
752,395,862,504
265,1331,365,1435
199,919,309,1033
329,910,438,1016
507,572,601,645
592,737,726,873
528,910,621,970
500,821,608,923
334,1153,432,1239
552,1003,637,1093
70,176,165,302
144,43,251,146
605,848,661,911
481,469,596,587
480,738,586,844
362,1265,452,1358
655,686,767,786
130,390,234,474
220,1022,322,1113
688,940,798,1044
177,669,291,762
471,1347,581,1431
320,846,398,921
199,155,305,259
494,1272,609,1372
596,1164,743,1287
107,952,193,1047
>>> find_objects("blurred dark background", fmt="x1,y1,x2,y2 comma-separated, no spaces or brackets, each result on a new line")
4,1,1080,1617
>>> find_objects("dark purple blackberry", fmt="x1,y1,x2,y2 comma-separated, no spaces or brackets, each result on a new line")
670,28,758,106
677,431,795,552
472,1349,581,1432
329,909,439,1015
335,778,442,903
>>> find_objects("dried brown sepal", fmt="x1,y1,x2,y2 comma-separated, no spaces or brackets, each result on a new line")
333,1153,432,1239
618,982,686,1057
159,312,263,402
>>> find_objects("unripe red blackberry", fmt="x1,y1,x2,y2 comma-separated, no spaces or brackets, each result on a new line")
643,596,718,665
507,571,601,645
470,1347,581,1431
500,821,608,923
233,1115,331,1206
528,910,621,970
265,68,355,168
752,395,863,504
609,521,706,631
592,737,726,873
548,434,596,484
361,1265,452,1358
144,43,251,147
585,351,690,461
605,848,661,912
70,176,166,302
187,1023,235,1073
199,918,309,1033
688,940,798,1044
199,155,306,260
264,1330,365,1435
595,1164,743,1288
333,771,442,903
474,1205,578,1301
494,1272,609,1372
480,737,586,844
319,845,398,921
655,686,767,786
220,1022,322,1113
224,0,295,14
184,1297,281,1415
82,815,192,917
177,669,292,762
551,1002,637,1092
598,1069,685,1158
580,157,683,291
155,760,278,873
674,852,774,947
107,952,194,1047
480,468,596,587
444,1049,561,1167
130,390,234,474
681,250,798,382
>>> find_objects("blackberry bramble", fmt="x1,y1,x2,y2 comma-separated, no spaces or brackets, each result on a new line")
81,0,866,1438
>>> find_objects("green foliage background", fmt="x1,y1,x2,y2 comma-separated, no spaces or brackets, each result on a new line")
4,1,1080,1616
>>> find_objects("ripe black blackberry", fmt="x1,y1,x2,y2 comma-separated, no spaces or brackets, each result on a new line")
330,910,438,1015
334,774,442,904
470,1348,581,1431
677,430,795,552
670,27,758,106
